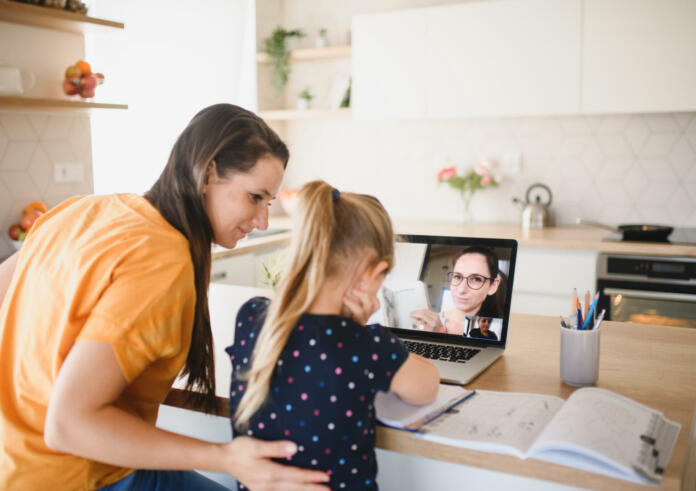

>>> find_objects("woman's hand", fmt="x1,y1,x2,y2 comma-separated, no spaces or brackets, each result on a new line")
410,309,443,332
224,437,329,490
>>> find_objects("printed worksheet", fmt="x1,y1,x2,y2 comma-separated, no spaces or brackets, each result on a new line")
421,390,565,457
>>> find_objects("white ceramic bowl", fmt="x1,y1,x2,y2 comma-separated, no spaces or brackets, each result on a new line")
10,239,23,251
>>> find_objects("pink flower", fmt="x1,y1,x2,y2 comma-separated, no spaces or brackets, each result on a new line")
474,164,490,176
480,174,491,186
437,166,457,182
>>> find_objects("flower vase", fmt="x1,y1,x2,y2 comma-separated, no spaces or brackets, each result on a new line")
460,193,474,225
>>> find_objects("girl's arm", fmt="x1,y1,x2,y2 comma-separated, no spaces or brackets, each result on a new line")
388,353,439,405
0,252,18,308
45,340,330,490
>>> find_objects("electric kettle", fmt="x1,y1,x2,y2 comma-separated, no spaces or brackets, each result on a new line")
513,183,553,229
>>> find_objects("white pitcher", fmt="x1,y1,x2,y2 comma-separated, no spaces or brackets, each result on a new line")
0,60,36,95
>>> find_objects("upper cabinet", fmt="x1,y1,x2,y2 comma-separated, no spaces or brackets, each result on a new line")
352,9,427,119
425,0,581,118
353,0,695,120
582,0,696,114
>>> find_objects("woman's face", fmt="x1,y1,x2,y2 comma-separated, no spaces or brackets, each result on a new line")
204,154,284,249
449,253,500,315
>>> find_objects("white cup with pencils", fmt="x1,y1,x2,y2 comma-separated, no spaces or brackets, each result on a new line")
559,289,604,386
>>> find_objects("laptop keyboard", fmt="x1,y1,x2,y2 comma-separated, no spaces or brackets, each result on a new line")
403,340,480,363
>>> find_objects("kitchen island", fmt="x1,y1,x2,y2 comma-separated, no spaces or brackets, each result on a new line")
213,218,696,260
164,284,696,491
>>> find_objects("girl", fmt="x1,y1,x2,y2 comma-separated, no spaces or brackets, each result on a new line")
227,180,439,490
0,104,329,490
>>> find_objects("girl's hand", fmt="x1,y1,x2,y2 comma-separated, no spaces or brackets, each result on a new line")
342,260,388,326
410,309,443,332
225,437,330,490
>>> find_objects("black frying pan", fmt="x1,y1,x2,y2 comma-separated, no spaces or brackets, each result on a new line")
576,219,674,242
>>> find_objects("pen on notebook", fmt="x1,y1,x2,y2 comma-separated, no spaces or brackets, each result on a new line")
582,292,600,330
592,309,606,330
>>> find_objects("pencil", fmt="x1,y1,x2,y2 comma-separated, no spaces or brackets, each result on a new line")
584,290,590,320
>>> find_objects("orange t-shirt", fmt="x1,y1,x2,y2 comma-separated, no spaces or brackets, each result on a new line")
0,194,196,490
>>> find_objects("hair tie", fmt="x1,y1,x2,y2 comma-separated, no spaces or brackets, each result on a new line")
332,188,341,202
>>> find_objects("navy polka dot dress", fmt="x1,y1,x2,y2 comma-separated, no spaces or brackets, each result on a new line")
226,297,409,490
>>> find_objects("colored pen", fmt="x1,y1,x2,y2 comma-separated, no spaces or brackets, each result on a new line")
576,297,583,330
560,316,568,328
582,292,600,330
592,309,606,330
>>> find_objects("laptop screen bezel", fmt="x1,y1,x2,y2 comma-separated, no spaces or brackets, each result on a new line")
386,234,518,349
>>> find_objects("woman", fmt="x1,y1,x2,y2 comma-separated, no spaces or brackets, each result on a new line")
0,104,329,490
410,246,502,336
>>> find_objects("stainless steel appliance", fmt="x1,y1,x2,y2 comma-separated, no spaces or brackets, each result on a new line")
596,254,696,328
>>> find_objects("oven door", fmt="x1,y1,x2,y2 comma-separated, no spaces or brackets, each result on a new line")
597,279,696,328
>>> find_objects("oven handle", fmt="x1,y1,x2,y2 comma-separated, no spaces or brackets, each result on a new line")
603,288,696,302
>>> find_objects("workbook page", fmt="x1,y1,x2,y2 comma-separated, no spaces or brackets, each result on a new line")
529,388,661,475
421,391,564,458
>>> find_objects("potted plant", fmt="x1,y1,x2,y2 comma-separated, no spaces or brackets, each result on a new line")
315,27,329,48
262,27,305,96
297,87,313,110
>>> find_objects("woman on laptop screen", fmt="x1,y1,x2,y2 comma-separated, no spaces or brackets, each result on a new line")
411,246,502,336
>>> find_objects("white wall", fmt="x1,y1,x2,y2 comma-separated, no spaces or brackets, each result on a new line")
87,0,257,195
258,0,696,228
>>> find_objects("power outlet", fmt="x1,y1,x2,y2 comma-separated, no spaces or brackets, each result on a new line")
54,163,84,183
502,152,523,174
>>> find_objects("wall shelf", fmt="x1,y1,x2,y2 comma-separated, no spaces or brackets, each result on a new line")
259,108,351,121
0,0,124,34
0,95,127,110
257,45,351,63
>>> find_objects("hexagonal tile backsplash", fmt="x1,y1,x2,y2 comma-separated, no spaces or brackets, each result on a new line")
0,110,93,259
285,112,696,228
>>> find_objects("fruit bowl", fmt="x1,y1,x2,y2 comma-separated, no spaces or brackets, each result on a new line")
278,188,300,217
10,240,23,251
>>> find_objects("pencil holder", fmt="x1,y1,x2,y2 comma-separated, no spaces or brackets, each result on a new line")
560,324,600,386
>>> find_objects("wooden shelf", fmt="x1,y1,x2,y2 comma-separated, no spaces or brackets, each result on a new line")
259,108,351,121
257,45,351,63
0,0,124,34
0,95,127,110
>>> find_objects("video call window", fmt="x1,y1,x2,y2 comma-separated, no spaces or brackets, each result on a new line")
371,241,514,343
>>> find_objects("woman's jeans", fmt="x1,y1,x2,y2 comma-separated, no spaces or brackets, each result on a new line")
99,470,231,490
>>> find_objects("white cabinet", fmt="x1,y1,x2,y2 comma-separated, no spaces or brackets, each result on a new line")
582,0,696,114
352,8,427,119
211,246,286,288
511,248,597,317
425,0,581,118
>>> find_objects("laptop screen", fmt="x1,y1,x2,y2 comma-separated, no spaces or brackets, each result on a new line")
369,235,518,348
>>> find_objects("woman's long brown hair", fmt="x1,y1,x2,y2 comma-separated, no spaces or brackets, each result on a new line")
145,104,288,413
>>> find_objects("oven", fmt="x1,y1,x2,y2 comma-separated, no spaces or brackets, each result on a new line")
596,254,696,329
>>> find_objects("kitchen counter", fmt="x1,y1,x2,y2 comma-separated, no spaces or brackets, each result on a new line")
164,284,696,491
213,218,696,259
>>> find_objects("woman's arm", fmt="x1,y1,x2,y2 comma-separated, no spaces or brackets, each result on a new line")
388,353,439,405
45,340,329,490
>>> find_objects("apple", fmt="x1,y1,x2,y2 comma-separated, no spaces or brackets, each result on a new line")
80,74,97,91
8,224,22,240
79,86,95,99
94,73,105,85
65,65,82,79
62,78,80,96
20,210,42,231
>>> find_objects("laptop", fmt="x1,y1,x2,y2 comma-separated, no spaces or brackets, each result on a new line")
368,234,518,385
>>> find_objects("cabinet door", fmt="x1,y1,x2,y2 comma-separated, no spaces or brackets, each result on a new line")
211,254,256,287
582,0,696,113
425,0,582,118
351,9,427,119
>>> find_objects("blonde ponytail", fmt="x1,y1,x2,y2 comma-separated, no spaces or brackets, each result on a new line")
234,181,394,428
